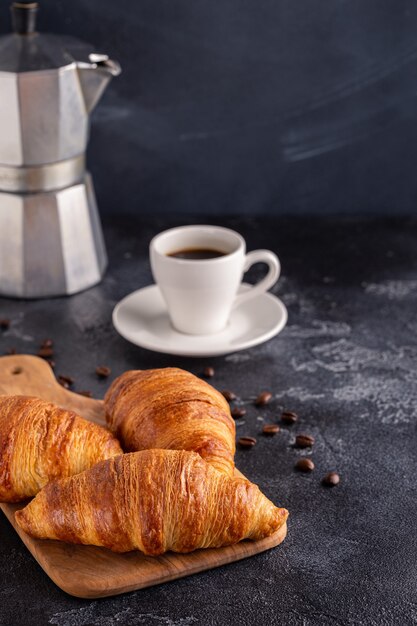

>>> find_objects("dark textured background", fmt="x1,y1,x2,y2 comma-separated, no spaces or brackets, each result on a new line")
2,1,417,215
0,216,417,625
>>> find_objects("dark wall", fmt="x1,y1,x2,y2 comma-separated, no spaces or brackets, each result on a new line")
1,1,417,216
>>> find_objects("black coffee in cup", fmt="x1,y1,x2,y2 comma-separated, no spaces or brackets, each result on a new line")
167,248,226,260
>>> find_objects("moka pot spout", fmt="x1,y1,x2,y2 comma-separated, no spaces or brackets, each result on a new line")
77,54,121,114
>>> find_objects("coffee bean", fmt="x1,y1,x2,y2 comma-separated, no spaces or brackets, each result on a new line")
5,347,17,355
48,360,56,370
238,436,257,448
203,366,215,378
295,434,315,448
295,458,315,472
77,390,93,398
57,374,74,386
96,366,111,379
262,424,280,435
38,346,54,359
221,390,236,402
0,319,10,330
322,472,340,486
281,410,298,425
58,378,70,389
231,407,246,418
255,391,272,406
41,338,53,348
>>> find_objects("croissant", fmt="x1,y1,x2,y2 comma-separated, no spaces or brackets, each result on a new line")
16,449,288,554
104,368,236,476
0,395,122,502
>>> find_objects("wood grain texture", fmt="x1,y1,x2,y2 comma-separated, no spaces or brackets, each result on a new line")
0,355,287,598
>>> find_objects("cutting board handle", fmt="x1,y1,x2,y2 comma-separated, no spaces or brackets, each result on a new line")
0,354,105,424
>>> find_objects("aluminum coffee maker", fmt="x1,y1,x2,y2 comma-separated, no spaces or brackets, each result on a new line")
0,2,121,298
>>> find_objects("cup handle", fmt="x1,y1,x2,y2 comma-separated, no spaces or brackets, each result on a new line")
233,249,280,308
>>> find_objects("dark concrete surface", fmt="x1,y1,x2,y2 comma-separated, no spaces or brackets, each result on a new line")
0,216,416,626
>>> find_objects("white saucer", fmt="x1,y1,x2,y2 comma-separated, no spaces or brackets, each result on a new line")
112,284,287,358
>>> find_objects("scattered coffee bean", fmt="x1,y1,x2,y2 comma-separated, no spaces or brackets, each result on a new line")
203,366,215,378
231,407,246,418
221,390,236,402
77,390,93,398
96,365,111,379
5,347,17,355
38,346,54,359
281,410,298,425
41,338,53,348
255,391,272,406
57,374,74,386
262,424,280,435
0,319,10,330
48,360,56,370
295,433,315,448
58,378,70,389
238,436,257,448
322,472,340,486
295,458,315,472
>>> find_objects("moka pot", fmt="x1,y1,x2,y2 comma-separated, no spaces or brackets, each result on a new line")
0,1,121,297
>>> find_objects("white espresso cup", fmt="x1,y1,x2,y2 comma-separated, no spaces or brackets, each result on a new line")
150,225,280,335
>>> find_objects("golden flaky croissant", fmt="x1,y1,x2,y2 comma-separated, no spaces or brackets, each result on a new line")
16,449,288,554
104,368,236,476
0,395,122,502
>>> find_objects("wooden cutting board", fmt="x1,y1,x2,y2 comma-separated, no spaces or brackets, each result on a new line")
0,355,287,598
